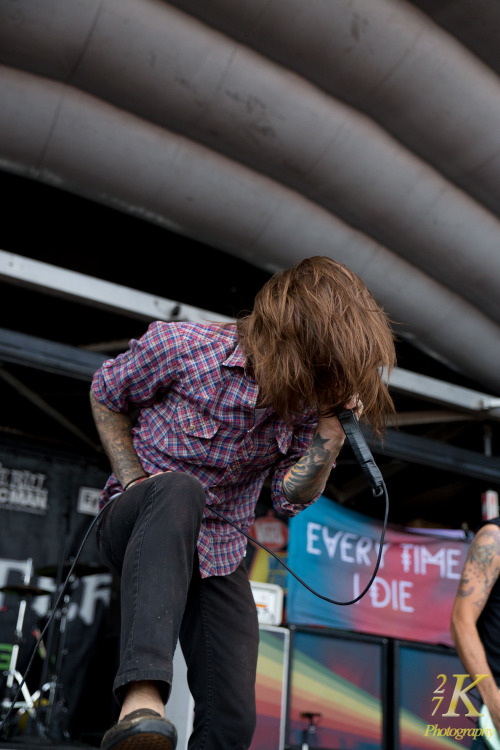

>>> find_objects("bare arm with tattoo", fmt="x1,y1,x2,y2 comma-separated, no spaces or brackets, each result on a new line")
282,411,351,504
450,524,500,731
90,393,148,489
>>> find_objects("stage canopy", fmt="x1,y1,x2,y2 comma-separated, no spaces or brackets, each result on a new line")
1,0,500,391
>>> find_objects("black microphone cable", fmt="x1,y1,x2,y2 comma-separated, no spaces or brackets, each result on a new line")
211,477,388,607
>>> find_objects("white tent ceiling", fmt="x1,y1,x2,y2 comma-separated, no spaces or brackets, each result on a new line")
0,0,499,394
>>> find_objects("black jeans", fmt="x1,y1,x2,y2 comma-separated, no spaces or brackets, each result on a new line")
96,472,259,750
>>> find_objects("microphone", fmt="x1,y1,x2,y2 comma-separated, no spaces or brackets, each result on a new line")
337,409,384,497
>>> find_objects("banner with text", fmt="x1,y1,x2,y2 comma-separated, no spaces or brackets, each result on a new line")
287,497,470,646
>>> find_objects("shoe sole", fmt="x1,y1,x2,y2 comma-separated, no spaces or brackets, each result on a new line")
106,732,175,750
101,715,177,750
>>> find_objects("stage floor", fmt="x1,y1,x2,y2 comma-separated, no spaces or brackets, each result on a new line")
1,740,97,750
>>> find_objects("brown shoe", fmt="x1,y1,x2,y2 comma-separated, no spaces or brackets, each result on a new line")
100,709,177,750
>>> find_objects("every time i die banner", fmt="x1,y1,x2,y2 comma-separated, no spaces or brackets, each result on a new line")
286,496,469,646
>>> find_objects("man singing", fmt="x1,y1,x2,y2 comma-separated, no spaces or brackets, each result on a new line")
90,256,396,750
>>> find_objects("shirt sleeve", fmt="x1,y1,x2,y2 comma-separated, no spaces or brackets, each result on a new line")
91,321,182,412
270,415,328,517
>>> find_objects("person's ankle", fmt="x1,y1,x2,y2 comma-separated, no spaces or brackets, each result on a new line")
119,681,164,721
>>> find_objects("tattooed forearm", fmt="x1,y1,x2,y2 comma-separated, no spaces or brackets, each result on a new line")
283,431,342,504
90,393,147,487
456,528,500,610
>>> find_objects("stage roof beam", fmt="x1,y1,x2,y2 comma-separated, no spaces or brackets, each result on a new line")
0,250,232,325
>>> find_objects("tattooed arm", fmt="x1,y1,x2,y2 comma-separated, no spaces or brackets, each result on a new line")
450,524,500,729
282,414,347,504
90,393,148,489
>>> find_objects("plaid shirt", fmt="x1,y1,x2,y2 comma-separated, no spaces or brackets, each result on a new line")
91,322,321,577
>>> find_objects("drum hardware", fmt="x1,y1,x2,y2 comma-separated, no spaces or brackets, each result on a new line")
0,558,80,740
0,559,47,736
31,554,105,739
31,556,104,737
1,506,110,740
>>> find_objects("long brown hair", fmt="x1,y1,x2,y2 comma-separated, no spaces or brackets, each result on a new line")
237,256,396,435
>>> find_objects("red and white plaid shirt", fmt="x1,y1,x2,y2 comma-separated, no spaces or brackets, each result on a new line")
91,321,321,577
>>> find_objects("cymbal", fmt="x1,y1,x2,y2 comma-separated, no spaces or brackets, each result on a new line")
35,561,109,578
0,583,52,597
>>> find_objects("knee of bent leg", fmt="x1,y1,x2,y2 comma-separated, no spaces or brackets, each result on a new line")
154,471,206,515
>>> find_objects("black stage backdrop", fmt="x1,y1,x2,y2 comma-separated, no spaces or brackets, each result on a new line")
0,441,119,745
